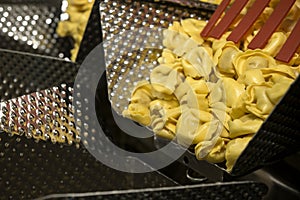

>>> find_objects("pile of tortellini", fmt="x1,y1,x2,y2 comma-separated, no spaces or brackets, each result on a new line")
56,0,95,61
123,1,300,171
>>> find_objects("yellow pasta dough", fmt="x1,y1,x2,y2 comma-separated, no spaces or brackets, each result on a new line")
225,136,253,172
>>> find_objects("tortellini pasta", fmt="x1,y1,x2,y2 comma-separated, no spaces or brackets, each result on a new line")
225,136,253,172
123,13,298,172
122,81,154,126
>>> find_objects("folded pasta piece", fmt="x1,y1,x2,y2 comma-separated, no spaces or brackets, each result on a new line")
211,32,233,54
150,64,184,96
214,42,241,76
266,76,294,104
208,79,224,105
192,120,224,159
173,38,199,57
230,95,248,119
195,137,228,163
225,136,253,172
150,99,180,140
228,114,263,138
180,18,206,45
130,81,154,105
261,64,297,80
163,29,190,51
175,107,201,146
222,77,245,108
123,104,151,126
181,59,202,78
176,77,210,111
243,83,274,119
186,90,209,111
185,77,210,94
210,102,231,131
174,81,190,102
158,49,179,64
122,81,154,126
168,21,189,36
237,69,265,86
183,47,214,80
176,110,221,148
233,50,277,77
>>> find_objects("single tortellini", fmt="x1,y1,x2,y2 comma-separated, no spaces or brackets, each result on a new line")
183,77,210,111
173,38,199,57
192,120,223,159
150,99,180,140
168,21,189,36
180,18,206,45
175,107,201,146
195,137,228,163
177,114,222,152
230,95,248,119
211,31,232,53
208,79,225,105
123,104,151,126
228,114,263,138
158,49,179,64
222,77,245,108
185,89,209,111
210,102,231,131
261,64,297,80
181,59,202,78
185,77,210,94
215,42,241,76
237,69,265,86
163,29,190,51
130,81,154,105
265,76,294,104
183,46,214,80
233,50,276,77
122,81,154,126
243,83,274,119
150,64,184,95
225,136,253,172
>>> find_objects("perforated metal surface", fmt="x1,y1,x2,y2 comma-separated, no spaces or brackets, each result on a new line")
0,130,178,200
0,0,72,59
0,83,79,145
0,49,78,102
